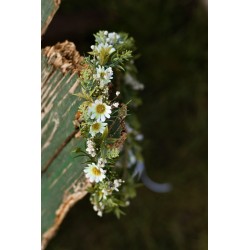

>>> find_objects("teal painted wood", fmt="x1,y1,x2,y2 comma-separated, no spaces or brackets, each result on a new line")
41,52,89,249
41,0,60,35
41,136,86,233
41,1,89,247
41,70,76,169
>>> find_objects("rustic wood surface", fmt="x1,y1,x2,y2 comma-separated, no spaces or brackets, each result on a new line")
41,2,92,248
41,0,61,36
41,45,90,249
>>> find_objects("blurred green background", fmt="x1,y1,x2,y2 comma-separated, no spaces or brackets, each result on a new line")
42,0,207,249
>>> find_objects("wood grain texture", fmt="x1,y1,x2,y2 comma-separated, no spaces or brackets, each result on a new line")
41,0,61,36
41,44,89,249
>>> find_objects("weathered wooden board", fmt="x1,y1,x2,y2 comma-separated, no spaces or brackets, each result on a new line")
41,44,90,249
41,0,61,35
41,1,91,248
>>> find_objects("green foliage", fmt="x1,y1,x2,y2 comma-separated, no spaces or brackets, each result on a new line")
73,31,144,217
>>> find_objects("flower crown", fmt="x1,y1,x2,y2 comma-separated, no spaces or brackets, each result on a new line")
73,31,144,217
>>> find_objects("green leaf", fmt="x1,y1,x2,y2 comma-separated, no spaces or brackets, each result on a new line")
114,207,125,219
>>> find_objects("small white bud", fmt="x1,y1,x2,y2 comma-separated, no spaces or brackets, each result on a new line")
97,211,103,217
112,102,119,108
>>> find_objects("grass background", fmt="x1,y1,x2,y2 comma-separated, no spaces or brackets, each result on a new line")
42,0,207,249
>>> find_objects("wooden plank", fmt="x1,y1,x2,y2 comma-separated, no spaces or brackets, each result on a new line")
41,42,90,249
41,0,61,36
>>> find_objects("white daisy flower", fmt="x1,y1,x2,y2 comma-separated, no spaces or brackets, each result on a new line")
88,100,112,122
93,65,113,88
84,163,106,183
115,91,120,96
89,122,107,137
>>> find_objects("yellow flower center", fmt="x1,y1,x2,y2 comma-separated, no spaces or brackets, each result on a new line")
96,104,106,114
92,167,101,176
92,123,100,131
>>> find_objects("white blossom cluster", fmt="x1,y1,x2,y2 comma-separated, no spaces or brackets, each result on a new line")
93,65,113,88
86,139,96,157
91,179,124,217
